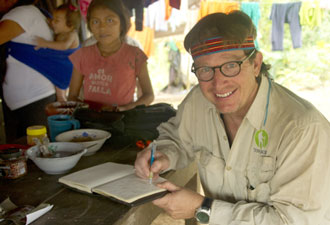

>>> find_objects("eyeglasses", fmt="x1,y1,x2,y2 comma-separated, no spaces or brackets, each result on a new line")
191,49,256,82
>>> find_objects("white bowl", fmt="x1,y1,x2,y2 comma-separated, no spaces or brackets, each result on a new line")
27,142,87,175
55,129,111,156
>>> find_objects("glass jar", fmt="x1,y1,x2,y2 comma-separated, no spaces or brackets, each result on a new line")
26,125,47,146
0,155,27,179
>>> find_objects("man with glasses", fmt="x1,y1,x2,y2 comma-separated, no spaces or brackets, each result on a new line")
135,11,330,224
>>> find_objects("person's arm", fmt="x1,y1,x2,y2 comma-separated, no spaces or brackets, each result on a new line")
55,87,67,102
68,68,83,101
117,62,154,111
134,90,197,178
35,32,76,50
0,19,24,44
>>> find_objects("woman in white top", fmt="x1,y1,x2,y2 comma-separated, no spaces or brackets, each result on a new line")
0,0,56,142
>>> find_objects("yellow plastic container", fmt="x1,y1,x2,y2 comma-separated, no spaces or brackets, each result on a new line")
26,125,47,146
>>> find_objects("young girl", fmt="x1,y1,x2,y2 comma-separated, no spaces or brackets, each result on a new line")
35,3,81,101
67,0,154,111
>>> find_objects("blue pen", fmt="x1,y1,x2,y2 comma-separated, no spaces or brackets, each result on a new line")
149,140,156,184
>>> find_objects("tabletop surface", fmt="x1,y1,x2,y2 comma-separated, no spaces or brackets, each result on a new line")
0,142,198,225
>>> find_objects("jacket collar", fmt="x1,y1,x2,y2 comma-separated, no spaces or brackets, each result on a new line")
246,75,271,130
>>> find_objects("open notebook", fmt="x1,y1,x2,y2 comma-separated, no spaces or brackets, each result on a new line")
58,162,168,206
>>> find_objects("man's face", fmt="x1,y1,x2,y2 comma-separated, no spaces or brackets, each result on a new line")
194,50,262,117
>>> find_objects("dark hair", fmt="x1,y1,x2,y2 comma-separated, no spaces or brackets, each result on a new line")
184,10,271,78
86,0,131,41
55,3,81,30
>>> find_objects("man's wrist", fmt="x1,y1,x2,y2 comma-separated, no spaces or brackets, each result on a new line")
195,197,213,224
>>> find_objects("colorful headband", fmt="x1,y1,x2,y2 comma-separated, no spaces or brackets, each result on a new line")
189,36,255,59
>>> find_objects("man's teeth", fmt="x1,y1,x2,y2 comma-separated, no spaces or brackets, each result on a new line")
216,91,233,98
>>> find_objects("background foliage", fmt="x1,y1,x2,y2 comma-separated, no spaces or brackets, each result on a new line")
148,2,330,93
258,3,330,90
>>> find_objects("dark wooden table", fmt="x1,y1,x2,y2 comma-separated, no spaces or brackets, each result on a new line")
0,142,198,225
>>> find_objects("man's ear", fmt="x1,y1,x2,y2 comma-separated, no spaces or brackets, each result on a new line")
254,51,263,78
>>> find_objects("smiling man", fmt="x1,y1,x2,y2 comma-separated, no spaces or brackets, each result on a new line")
134,11,330,224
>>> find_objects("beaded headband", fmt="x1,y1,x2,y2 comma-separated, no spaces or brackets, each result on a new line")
189,36,255,59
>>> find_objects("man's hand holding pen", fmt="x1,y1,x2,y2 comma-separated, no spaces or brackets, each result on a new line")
134,142,204,220
134,142,170,180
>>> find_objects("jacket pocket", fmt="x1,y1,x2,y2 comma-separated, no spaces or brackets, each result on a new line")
198,150,226,197
247,156,275,203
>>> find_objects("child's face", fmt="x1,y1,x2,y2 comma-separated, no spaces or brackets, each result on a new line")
51,10,72,34
89,7,121,45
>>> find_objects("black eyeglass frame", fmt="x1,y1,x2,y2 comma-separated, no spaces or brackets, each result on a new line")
191,49,256,82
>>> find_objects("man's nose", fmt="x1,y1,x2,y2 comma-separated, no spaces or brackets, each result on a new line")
213,68,227,83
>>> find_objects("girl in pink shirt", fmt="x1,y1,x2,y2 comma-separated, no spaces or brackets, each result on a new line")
68,0,154,111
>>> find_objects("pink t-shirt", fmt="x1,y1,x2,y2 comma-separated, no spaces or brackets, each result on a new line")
69,43,147,108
